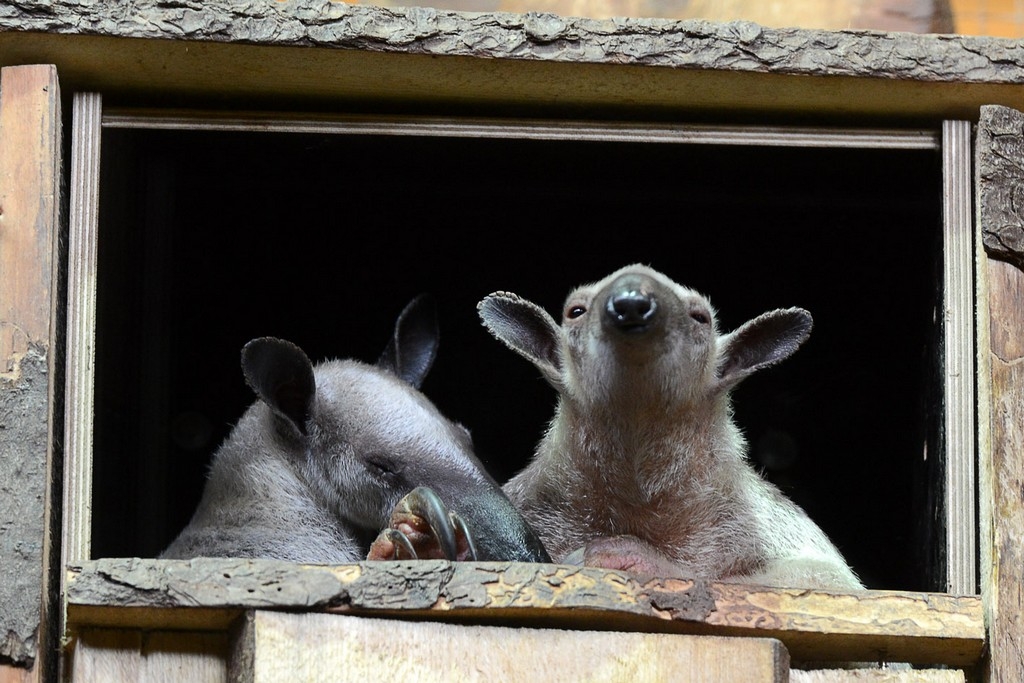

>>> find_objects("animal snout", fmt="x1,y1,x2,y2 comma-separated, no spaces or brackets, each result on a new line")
605,284,657,332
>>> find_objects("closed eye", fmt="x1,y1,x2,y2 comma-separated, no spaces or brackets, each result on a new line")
364,454,400,481
690,311,710,324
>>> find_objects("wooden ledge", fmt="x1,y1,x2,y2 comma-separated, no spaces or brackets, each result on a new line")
4,2,1024,121
66,558,984,667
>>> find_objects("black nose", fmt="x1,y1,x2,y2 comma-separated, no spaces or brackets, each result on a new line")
606,289,657,329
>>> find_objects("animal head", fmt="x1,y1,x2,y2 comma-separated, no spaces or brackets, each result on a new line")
240,295,548,562
478,264,812,409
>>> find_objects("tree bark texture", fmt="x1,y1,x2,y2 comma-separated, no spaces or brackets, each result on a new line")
978,106,1024,270
67,558,985,667
1,0,1024,84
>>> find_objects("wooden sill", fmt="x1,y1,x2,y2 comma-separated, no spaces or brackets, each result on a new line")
65,558,984,667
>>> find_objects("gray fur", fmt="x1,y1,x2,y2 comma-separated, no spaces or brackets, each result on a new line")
161,295,548,563
478,264,862,590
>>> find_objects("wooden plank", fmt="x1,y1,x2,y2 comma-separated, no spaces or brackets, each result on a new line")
66,559,985,667
1,4,1024,123
484,0,950,32
0,63,63,683
976,104,1024,683
790,670,965,682
62,92,102,567
941,119,976,595
979,258,1024,682
232,610,789,683
0,666,34,683
67,628,227,683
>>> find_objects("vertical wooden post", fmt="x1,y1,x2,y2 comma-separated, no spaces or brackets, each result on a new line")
942,119,977,595
976,104,1024,682
980,257,1024,682
63,92,102,567
0,64,64,683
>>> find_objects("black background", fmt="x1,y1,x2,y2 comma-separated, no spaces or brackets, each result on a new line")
92,126,944,591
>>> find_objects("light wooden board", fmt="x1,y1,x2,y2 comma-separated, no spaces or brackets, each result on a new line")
435,0,949,32
68,629,228,683
233,610,789,683
790,670,965,682
0,667,34,683
60,613,971,683
62,92,102,568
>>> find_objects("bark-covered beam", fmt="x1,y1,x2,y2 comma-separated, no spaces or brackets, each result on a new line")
67,558,985,667
1,2,1024,121
0,0,1023,83
978,106,1024,270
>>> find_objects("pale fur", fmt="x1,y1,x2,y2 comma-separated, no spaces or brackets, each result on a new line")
479,264,862,590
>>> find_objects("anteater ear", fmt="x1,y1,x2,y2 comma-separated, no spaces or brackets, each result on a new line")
478,291,563,388
714,308,812,392
242,337,316,436
377,293,440,389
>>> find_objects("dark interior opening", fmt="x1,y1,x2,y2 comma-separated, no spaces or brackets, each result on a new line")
91,123,943,592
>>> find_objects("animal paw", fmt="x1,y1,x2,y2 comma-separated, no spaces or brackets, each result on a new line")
367,486,479,561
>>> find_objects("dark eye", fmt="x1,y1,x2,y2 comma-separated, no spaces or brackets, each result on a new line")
364,454,399,480
690,311,710,325
566,305,587,319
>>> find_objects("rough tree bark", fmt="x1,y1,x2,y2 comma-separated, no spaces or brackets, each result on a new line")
976,103,1024,683
0,0,1023,83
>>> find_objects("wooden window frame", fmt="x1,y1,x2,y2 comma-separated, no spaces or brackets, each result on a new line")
60,93,984,672
0,63,63,683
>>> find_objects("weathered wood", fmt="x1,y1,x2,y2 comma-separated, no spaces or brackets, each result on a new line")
976,105,1024,683
790,670,965,682
0,2,1022,121
977,106,1024,271
66,559,985,667
68,628,228,683
0,667,34,683
978,259,1024,682
0,0,1004,82
0,63,62,680
62,92,102,567
942,120,976,595
234,611,789,682
354,0,950,33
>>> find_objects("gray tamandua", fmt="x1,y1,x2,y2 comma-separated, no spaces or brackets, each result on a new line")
477,264,861,589
161,295,549,564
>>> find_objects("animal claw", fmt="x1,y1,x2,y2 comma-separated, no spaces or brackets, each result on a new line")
400,486,460,560
367,528,417,560
390,529,417,558
448,510,478,561
369,486,479,562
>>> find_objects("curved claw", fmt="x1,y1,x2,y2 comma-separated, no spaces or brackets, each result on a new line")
368,527,418,560
449,511,478,561
385,528,418,559
403,486,459,560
